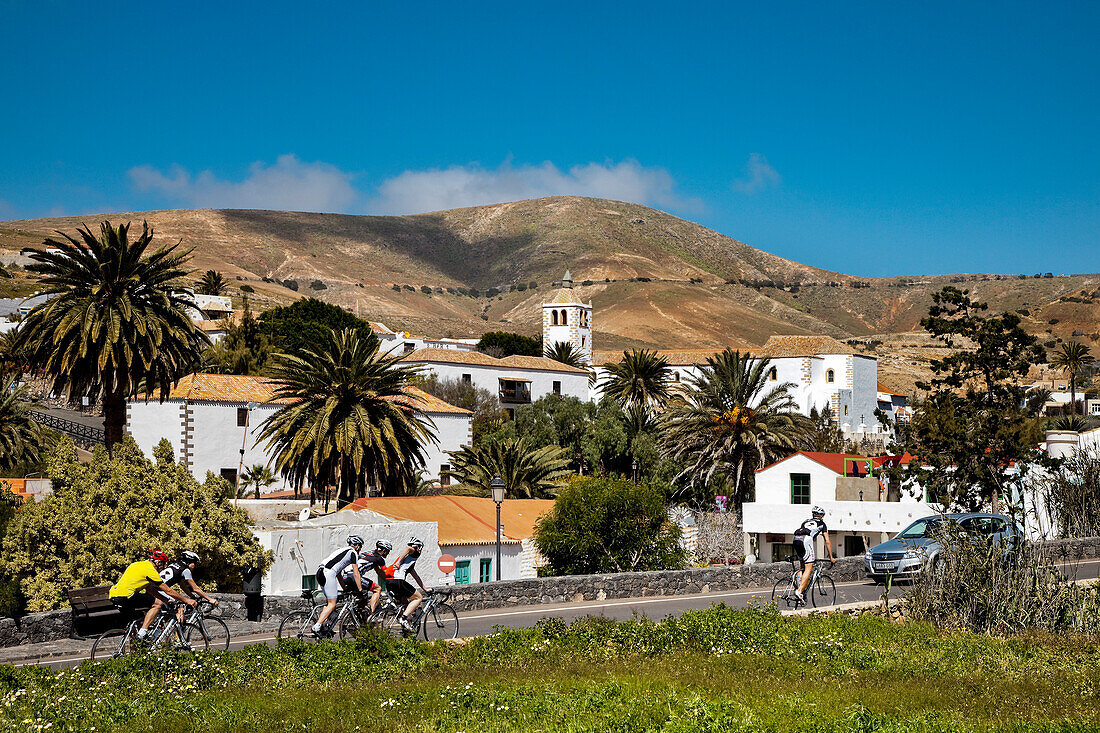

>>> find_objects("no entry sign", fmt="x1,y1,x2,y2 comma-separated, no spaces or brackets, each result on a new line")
437,554,456,574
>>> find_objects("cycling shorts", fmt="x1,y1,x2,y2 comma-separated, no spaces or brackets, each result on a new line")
111,594,154,623
387,579,416,601
315,567,343,600
793,536,816,564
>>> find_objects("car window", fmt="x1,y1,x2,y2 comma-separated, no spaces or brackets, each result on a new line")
987,517,1006,534
897,518,946,539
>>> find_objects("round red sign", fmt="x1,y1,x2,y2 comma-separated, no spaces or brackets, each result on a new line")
437,554,456,574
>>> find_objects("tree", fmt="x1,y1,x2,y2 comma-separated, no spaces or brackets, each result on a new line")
476,331,542,357
258,327,436,507
1050,341,1094,416
533,477,686,575
544,341,587,369
1041,446,1100,538
599,349,673,411
1026,387,1053,417
0,378,45,472
0,437,271,611
415,374,505,442
446,436,571,499
203,298,274,375
196,269,228,296
258,298,374,357
897,287,1045,510
660,349,809,509
806,405,847,453
239,463,276,499
14,221,208,451
0,327,26,378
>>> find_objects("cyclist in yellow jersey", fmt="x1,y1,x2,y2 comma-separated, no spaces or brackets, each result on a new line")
109,550,197,640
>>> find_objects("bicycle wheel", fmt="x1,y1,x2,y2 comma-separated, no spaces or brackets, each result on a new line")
90,628,132,660
339,611,362,640
187,617,230,651
771,578,795,607
811,574,836,608
278,609,321,643
377,608,408,638
420,603,459,641
173,623,210,653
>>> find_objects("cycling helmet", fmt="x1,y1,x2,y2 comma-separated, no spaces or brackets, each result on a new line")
147,550,168,562
375,540,393,554
180,550,200,565
811,505,826,516
347,534,364,547
408,537,424,549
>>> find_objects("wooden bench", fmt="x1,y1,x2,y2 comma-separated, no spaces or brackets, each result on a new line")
66,585,121,639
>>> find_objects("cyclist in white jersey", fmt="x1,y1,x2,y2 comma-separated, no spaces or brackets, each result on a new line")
792,506,835,604
311,535,365,636
388,537,431,633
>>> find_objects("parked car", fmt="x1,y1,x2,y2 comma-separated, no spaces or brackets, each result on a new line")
864,513,1021,583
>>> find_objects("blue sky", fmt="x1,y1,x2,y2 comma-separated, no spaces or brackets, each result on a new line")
1,2,1097,276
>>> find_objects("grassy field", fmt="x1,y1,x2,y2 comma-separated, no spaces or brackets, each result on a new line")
3,606,1099,732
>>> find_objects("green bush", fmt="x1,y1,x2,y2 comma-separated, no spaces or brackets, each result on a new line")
239,284,254,293
1,438,271,611
534,476,685,575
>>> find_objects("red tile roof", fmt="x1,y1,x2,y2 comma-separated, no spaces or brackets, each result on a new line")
877,382,908,398
756,451,874,476
403,348,589,374
343,496,554,546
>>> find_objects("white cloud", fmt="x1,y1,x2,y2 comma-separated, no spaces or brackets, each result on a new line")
369,159,698,214
733,153,781,194
128,154,359,213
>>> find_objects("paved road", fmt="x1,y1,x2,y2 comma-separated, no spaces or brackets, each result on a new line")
17,557,1100,670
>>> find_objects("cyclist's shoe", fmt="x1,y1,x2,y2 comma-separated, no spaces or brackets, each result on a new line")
793,591,805,605
399,616,415,634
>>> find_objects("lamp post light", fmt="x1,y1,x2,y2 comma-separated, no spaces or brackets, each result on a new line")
631,459,639,484
490,475,506,581
234,401,258,507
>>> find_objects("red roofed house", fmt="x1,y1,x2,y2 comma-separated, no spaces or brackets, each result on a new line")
126,373,472,491
743,451,934,563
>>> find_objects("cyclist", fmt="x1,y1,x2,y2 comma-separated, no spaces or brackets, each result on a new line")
108,550,198,641
340,539,392,615
311,535,365,637
792,505,835,604
388,537,431,633
151,550,220,622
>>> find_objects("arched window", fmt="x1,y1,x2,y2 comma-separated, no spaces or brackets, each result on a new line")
768,367,777,381
673,371,680,382
560,310,568,326
551,310,558,326
826,369,835,384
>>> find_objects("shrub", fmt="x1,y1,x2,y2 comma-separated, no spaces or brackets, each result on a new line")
477,331,542,357
403,284,415,291
515,284,527,292
1041,446,1100,538
420,285,432,294
529,281,538,289
581,280,593,286
282,279,299,292
239,284,254,293
1,439,271,611
392,284,401,292
534,477,686,575
1049,318,1060,325
485,288,500,298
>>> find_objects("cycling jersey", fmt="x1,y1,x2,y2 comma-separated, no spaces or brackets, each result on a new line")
160,561,193,587
109,561,163,599
393,552,418,581
339,552,387,588
318,547,359,575
793,518,827,564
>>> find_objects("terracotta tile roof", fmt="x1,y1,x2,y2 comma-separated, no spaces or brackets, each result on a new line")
758,335,855,358
162,374,470,415
1,478,33,503
593,347,759,367
343,496,555,546
757,451,874,476
369,321,396,335
195,320,230,333
548,288,589,304
403,348,589,374
877,382,908,398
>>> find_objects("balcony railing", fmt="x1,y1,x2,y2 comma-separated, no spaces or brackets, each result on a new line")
499,387,531,404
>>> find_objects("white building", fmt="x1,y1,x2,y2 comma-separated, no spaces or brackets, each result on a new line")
542,270,593,364
402,348,591,416
369,320,478,357
126,373,472,489
742,451,934,563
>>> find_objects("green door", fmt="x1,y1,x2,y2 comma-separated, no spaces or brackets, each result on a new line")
455,561,471,585
479,558,492,583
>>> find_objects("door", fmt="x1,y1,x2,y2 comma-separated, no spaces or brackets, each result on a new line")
479,558,492,583
455,561,470,585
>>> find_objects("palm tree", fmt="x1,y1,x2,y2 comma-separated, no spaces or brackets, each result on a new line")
0,327,25,378
1025,387,1053,417
447,436,571,498
239,463,277,499
1050,414,1088,432
196,269,228,296
14,221,208,451
599,349,673,410
259,327,436,507
0,377,45,471
544,341,587,369
1050,341,1095,416
661,349,810,509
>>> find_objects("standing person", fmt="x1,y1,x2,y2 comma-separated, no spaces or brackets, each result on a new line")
388,537,431,633
151,550,220,622
340,540,392,615
312,535,365,636
109,550,198,641
792,506,835,605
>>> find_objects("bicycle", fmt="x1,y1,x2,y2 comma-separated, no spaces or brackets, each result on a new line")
182,600,231,651
412,589,459,641
90,601,210,660
771,556,837,609
277,589,367,642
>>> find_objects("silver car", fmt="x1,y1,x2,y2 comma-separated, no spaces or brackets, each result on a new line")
864,512,1021,583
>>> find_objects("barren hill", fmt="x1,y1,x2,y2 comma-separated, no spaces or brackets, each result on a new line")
3,196,1098,391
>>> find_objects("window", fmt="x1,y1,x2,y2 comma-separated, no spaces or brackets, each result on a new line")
552,311,559,326
439,464,450,487
581,336,586,347
552,380,561,395
770,543,796,563
560,310,568,326
673,371,680,382
844,405,849,416
403,342,415,353
826,369,834,384
790,473,810,504
479,558,492,583
220,468,238,486
462,373,472,384
768,367,777,381
237,407,248,427
455,561,470,585
843,535,866,557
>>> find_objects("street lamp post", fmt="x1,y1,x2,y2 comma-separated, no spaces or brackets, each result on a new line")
234,401,258,508
490,475,506,581
631,459,639,484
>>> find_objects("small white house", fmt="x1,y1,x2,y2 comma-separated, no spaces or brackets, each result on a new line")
370,320,479,358
126,373,472,489
742,451,934,563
